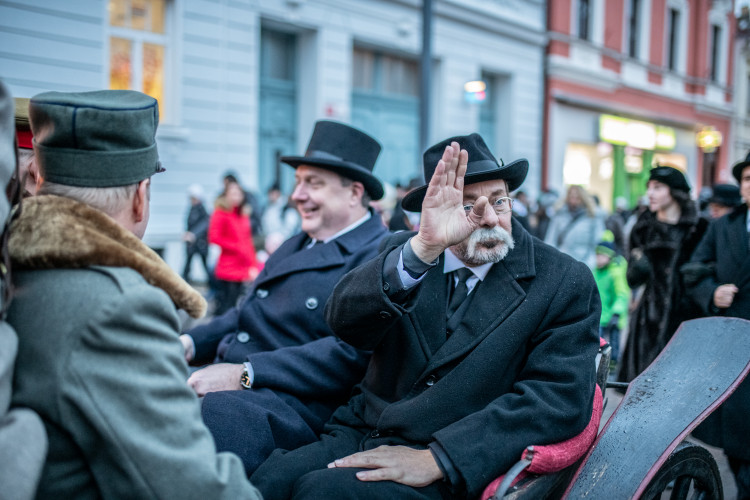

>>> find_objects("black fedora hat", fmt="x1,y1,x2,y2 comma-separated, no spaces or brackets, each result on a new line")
732,151,750,184
707,184,742,207
402,133,528,212
281,120,384,200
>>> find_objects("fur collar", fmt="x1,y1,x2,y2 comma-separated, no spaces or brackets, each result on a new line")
9,195,206,318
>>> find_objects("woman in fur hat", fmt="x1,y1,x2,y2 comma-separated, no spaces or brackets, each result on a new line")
618,165,708,383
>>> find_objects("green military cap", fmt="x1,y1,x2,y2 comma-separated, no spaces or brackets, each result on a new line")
29,90,164,187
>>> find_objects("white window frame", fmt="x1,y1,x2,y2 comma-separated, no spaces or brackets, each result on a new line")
104,0,176,124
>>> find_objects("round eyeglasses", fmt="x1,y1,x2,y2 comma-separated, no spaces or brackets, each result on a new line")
462,196,513,215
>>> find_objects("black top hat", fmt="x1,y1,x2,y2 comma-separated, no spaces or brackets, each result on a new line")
281,120,384,200
707,184,742,207
401,133,528,212
648,165,690,192
732,151,750,184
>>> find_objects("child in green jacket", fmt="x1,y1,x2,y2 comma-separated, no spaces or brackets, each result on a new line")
593,232,630,368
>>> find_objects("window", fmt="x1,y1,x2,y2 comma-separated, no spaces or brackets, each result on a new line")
353,48,418,97
628,0,640,59
710,24,721,82
746,73,750,115
667,8,679,71
578,0,591,41
108,0,168,119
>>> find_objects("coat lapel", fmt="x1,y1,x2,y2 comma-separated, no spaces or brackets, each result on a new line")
410,255,450,356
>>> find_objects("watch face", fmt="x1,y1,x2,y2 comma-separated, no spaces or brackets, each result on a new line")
240,369,252,389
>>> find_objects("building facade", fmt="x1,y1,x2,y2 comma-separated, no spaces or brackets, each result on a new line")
1,0,547,272
545,0,735,211
733,5,750,163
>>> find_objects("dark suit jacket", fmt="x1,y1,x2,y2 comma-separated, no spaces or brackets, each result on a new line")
188,213,388,403
324,220,600,498
687,205,750,460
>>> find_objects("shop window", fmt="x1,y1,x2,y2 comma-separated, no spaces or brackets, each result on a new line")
108,0,169,120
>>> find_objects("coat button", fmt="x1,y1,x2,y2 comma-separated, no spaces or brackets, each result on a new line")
425,375,436,387
383,282,390,292
370,430,380,438
305,297,319,310
379,311,391,319
256,289,269,299
236,332,250,343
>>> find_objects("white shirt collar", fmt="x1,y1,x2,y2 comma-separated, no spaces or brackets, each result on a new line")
443,248,494,281
308,211,372,246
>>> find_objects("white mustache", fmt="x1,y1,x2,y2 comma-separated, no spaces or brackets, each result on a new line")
467,227,514,250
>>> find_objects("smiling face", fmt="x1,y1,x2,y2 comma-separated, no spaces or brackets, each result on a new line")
290,165,366,241
449,178,515,266
647,180,677,214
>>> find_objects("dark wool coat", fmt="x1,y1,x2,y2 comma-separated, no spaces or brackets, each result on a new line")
619,206,708,383
187,213,388,472
186,202,209,255
686,206,750,460
323,221,600,498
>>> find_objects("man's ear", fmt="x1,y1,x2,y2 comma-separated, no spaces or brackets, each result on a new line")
133,178,150,223
350,181,365,205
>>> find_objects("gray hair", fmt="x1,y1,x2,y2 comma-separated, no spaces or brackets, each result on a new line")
38,181,142,218
339,175,372,208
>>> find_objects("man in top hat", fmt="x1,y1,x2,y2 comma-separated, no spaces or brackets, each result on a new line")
8,90,261,498
180,120,388,474
706,183,742,219
684,152,750,499
250,134,601,499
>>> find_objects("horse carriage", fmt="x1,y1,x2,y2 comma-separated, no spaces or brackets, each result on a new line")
482,317,750,500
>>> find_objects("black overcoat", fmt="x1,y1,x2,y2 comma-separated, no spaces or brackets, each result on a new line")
619,206,708,382
186,213,388,472
324,221,600,498
686,206,750,460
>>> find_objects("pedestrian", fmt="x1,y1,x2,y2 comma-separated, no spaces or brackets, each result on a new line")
682,152,750,500
182,183,211,283
618,165,708,383
544,184,604,268
209,179,261,316
706,183,742,220
593,231,630,368
7,89,260,499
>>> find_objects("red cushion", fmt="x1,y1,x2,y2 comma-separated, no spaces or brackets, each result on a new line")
480,385,603,499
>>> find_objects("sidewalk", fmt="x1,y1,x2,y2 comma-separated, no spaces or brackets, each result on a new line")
602,388,737,498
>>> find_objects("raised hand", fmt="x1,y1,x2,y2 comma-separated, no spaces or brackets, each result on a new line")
410,142,490,263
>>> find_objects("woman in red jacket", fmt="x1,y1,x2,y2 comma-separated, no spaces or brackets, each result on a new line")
209,180,261,316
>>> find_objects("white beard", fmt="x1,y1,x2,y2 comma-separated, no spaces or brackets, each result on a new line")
454,226,515,266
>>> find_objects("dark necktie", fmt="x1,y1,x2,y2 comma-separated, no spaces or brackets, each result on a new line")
446,268,473,319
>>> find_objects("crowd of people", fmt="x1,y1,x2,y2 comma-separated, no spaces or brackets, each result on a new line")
1,83,748,499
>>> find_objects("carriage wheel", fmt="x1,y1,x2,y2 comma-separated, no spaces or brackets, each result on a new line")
641,441,723,500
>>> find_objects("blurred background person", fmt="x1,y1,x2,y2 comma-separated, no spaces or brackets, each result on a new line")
544,184,604,268
593,231,630,372
223,171,263,243
512,189,531,232
261,183,299,242
706,183,742,220
210,179,261,316
530,189,557,240
182,183,211,284
682,153,750,500
618,165,708,384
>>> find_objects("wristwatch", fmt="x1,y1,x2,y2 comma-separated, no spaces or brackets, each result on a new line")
240,365,252,389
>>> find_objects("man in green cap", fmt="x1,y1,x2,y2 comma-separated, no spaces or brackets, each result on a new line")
8,89,261,499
